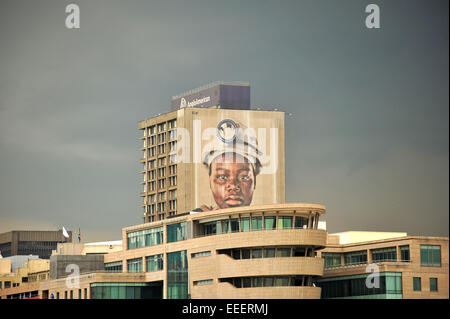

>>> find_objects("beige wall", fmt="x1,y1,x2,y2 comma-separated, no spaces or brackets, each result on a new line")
320,236,449,299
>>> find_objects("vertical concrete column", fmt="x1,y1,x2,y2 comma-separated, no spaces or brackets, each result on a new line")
314,213,319,229
396,246,401,261
163,223,168,299
367,249,372,264
163,249,168,299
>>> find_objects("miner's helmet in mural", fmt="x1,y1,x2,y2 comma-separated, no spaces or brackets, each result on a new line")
197,119,263,212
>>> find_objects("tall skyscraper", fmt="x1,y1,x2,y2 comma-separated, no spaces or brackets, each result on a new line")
139,82,285,223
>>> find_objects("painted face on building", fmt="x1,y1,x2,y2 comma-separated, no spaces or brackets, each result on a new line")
208,153,255,209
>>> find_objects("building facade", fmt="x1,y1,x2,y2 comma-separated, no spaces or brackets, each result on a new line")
139,105,285,223
0,83,447,300
0,230,72,259
316,232,449,299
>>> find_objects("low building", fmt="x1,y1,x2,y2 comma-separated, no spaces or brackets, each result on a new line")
0,256,50,298
0,230,72,259
315,232,449,299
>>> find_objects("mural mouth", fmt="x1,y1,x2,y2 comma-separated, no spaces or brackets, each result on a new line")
224,196,244,206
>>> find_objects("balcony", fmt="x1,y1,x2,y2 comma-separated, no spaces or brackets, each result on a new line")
215,253,324,278
191,281,321,299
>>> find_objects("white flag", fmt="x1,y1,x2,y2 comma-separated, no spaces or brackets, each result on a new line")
62,227,69,238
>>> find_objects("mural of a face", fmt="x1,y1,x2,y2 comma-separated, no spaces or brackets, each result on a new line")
208,153,255,209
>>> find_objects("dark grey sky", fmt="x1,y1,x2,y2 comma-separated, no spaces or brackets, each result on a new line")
0,0,448,241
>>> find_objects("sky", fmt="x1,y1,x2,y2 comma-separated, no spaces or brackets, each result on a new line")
0,0,448,242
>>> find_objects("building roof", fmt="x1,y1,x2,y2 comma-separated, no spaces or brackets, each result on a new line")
329,231,408,245
84,240,122,246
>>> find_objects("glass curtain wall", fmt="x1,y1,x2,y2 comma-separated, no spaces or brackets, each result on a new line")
167,223,187,243
167,250,189,299
127,227,163,249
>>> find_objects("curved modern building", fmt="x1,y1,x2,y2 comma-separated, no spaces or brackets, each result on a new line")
102,203,326,299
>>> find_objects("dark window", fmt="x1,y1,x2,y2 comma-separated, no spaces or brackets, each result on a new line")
413,277,421,291
430,278,438,292
264,248,275,258
372,247,397,262
400,245,410,261
344,251,367,265
420,245,441,266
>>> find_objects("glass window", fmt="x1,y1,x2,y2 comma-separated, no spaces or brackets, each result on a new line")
277,217,293,229
263,277,274,287
400,245,410,261
204,222,217,236
194,279,213,286
241,218,250,232
105,261,123,272
420,245,441,266
127,227,163,249
276,248,291,257
167,250,188,299
243,277,252,288
372,247,397,262
230,219,240,232
167,223,187,243
220,220,229,234
264,248,275,258
294,216,308,229
251,249,262,259
275,277,290,286
127,258,143,273
253,277,263,287
413,277,421,291
232,249,241,259
242,249,250,259
344,251,367,265
322,253,341,267
430,278,438,292
192,251,211,258
146,254,163,272
264,217,276,230
251,216,262,230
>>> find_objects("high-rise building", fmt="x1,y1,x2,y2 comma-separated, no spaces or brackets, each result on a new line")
138,82,285,223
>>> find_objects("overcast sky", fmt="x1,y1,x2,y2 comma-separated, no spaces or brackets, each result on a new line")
0,0,448,242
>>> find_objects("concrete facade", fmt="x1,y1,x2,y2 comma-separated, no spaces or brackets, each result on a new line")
316,233,449,299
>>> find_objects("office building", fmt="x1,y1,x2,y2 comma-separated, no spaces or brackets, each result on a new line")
0,230,72,259
315,232,449,299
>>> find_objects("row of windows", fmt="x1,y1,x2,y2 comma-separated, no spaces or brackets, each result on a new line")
126,256,164,274
127,227,163,249
413,277,438,292
316,273,402,298
127,222,187,249
144,120,176,136
142,168,172,182
220,276,312,288
104,261,123,272
51,288,88,299
218,246,314,260
146,160,177,171
420,245,441,267
200,215,313,237
145,200,177,215
322,245,440,268
144,133,173,147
